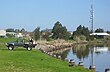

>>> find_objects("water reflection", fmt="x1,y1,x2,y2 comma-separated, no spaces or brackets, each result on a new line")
52,48,70,60
94,47,108,52
53,44,110,72
72,44,89,60
89,46,95,70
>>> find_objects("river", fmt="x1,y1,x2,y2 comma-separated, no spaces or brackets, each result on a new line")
53,44,110,72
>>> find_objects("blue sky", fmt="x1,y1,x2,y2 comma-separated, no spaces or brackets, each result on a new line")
0,0,110,32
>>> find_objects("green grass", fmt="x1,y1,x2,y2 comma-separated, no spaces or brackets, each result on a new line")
0,37,16,43
0,38,93,72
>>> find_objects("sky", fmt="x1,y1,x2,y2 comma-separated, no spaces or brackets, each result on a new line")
0,0,110,32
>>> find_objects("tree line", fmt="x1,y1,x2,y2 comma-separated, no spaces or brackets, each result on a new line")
6,28,26,33
6,21,109,41
33,21,109,41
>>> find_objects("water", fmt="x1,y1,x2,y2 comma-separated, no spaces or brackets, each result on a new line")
54,44,110,72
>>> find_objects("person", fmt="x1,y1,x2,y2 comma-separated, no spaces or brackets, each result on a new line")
29,38,33,44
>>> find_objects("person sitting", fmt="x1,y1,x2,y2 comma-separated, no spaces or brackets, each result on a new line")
29,38,33,44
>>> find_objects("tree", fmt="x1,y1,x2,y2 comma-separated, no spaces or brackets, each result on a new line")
15,29,20,33
33,27,40,41
94,28,104,39
107,31,110,33
21,28,26,33
52,21,62,39
95,28,104,33
52,21,70,40
71,25,90,41
76,25,82,36
6,28,14,32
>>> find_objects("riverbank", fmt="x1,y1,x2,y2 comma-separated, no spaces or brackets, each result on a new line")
0,46,92,72
37,39,88,53
37,39,110,51
0,38,94,72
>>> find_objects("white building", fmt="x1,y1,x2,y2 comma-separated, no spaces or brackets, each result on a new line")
0,30,6,37
90,33,110,36
6,32,17,36
15,33,24,38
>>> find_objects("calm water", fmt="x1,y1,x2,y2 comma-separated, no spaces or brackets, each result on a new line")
54,44,110,72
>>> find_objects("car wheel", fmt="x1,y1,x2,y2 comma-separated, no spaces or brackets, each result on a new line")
8,45,14,50
27,47,32,51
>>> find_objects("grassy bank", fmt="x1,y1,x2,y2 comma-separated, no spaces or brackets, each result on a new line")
0,38,93,72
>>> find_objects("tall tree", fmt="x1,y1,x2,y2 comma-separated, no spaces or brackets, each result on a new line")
76,25,82,36
52,21,70,40
33,27,40,41
52,21,62,39
72,25,90,41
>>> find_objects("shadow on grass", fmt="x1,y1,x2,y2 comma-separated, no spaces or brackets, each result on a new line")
0,48,30,52
12,48,28,51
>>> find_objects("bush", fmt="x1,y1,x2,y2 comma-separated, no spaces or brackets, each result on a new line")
80,35,86,41
105,36,110,41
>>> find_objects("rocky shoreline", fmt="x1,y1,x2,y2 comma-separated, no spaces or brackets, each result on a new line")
36,39,89,53
37,40,74,52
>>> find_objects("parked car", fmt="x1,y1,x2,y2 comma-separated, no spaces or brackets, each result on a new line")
6,39,37,51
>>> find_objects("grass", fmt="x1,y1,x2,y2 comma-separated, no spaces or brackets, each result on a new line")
0,38,93,72
0,37,16,43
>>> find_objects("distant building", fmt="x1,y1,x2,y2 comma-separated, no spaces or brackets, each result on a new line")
90,33,110,36
90,33,110,39
0,30,6,37
41,28,52,38
23,32,33,39
6,32,17,36
15,33,24,38
6,32,24,38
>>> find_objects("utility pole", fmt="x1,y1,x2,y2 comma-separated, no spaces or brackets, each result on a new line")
89,1,96,70
90,1,94,66
90,0,94,33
